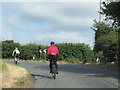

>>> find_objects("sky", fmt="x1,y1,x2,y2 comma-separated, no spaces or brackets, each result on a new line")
1,0,101,48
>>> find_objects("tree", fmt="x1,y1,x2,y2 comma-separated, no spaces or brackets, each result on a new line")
102,1,120,27
92,21,118,62
1,40,21,58
93,0,120,62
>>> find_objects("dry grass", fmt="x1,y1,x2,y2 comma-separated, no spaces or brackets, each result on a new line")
0,60,2,89
0,73,2,89
2,63,29,88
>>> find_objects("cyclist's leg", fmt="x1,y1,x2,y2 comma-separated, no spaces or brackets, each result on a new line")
49,55,56,73
14,54,17,61
53,56,57,69
17,54,20,62
16,57,19,62
53,56,58,74
54,60,58,74
14,54,17,64
49,59,52,73
49,55,53,73
16,54,18,62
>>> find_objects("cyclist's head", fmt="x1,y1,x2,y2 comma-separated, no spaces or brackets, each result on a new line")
50,41,55,45
15,47,18,50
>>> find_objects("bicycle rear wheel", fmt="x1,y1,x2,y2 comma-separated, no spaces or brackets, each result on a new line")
52,64,56,80
53,73,56,79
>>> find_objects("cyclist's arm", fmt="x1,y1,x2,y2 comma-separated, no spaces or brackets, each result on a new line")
12,51,14,56
56,48,60,57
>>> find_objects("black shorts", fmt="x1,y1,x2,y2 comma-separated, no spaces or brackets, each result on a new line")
14,54,20,58
49,55,57,62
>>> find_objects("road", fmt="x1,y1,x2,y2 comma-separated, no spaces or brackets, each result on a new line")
7,61,118,88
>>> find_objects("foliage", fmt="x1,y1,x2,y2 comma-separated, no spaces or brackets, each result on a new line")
1,40,47,60
20,43,40,60
1,40,95,63
94,1,120,63
118,30,120,63
94,51,104,62
102,1,120,27
1,40,21,58
92,21,119,62
66,57,81,64
2,34,118,63
56,43,95,63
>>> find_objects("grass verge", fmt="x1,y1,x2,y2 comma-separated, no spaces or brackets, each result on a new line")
0,61,2,73
2,61,33,88
12,74,33,88
0,61,8,73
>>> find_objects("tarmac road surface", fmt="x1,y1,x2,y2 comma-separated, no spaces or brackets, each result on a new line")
7,61,118,88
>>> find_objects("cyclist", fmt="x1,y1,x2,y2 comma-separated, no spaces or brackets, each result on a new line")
47,41,60,74
12,47,20,63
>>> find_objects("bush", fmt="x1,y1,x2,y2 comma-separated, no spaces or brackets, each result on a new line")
66,57,80,63
56,43,95,63
1,40,95,63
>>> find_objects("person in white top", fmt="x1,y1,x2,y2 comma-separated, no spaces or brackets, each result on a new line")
12,48,20,62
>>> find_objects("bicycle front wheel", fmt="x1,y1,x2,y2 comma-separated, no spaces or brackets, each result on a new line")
14,61,17,64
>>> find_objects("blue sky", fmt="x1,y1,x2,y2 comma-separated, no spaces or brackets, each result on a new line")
1,0,101,48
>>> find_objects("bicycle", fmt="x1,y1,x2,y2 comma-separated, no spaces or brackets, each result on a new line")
51,60,57,80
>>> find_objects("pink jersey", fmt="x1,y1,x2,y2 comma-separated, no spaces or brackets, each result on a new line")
47,45,60,56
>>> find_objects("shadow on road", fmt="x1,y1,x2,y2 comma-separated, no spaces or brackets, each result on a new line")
31,74,52,79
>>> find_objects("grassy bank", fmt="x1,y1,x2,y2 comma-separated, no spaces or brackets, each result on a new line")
0,61,8,73
1,61,33,88
12,74,33,88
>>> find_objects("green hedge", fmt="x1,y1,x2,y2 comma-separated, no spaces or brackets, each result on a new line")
1,40,95,63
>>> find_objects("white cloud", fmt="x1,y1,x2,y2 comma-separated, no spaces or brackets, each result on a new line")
5,13,39,32
2,27,13,41
16,2,99,20
5,2,97,33
0,3,2,41
2,2,97,48
35,31,90,44
1,0,100,2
